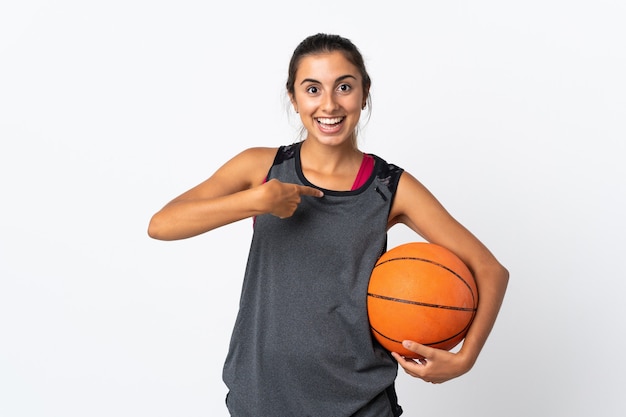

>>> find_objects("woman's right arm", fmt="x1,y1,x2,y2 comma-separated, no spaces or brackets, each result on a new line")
147,147,323,241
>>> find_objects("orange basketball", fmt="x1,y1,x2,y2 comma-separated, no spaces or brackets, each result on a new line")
367,242,478,358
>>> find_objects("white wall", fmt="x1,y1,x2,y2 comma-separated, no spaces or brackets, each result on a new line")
1,1,624,416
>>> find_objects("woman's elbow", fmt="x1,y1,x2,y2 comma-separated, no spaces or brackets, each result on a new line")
494,263,510,291
147,213,170,240
476,260,509,291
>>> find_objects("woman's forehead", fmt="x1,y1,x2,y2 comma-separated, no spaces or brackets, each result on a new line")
295,51,360,82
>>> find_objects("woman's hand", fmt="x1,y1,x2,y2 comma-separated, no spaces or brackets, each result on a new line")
391,340,474,384
261,178,323,218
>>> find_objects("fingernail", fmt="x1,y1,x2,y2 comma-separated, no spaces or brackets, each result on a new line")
402,340,411,348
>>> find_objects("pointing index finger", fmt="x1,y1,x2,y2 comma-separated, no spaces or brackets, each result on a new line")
299,185,324,198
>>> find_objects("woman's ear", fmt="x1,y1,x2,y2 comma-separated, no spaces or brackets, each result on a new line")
362,87,370,110
288,94,298,113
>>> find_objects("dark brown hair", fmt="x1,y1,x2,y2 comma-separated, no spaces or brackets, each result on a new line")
286,33,372,106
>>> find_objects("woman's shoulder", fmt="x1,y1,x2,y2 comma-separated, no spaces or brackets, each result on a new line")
213,147,279,185
227,146,293,185
236,146,280,159
237,143,302,166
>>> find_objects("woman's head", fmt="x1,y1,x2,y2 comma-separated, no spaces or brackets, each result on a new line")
286,34,372,144
286,33,371,108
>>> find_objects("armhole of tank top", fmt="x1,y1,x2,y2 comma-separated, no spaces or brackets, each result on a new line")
265,143,300,182
256,144,300,227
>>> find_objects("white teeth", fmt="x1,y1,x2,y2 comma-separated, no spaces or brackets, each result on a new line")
317,117,343,125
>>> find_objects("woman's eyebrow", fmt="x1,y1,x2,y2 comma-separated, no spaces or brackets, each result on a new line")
299,74,358,85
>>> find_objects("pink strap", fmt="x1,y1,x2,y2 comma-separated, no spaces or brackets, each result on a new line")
351,154,374,191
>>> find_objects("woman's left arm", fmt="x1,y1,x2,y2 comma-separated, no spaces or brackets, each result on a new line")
388,171,509,383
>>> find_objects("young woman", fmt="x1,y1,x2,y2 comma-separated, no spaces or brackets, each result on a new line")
148,33,509,417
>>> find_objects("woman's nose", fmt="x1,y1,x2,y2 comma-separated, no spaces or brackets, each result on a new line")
321,92,339,112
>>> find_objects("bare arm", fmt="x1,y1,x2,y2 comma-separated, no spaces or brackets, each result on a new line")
148,147,323,241
388,171,509,383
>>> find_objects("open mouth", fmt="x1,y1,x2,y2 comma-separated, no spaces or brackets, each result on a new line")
316,117,345,133
316,117,345,125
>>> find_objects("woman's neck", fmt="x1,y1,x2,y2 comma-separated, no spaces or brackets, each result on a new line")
299,139,364,190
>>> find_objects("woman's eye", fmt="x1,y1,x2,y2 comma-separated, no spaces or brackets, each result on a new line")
306,86,319,94
338,84,352,93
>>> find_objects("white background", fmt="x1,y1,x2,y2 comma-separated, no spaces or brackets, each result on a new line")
1,1,625,416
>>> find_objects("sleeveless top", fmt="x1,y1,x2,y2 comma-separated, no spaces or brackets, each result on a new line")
223,142,404,417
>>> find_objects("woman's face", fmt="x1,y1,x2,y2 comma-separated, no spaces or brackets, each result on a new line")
290,51,367,147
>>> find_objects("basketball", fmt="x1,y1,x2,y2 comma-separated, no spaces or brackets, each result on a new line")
367,242,478,358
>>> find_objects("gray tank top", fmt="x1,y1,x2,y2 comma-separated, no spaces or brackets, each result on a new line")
223,142,404,417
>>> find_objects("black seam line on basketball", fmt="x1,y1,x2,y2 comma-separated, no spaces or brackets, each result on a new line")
367,293,476,312
371,326,465,347
371,327,403,343
375,256,477,306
